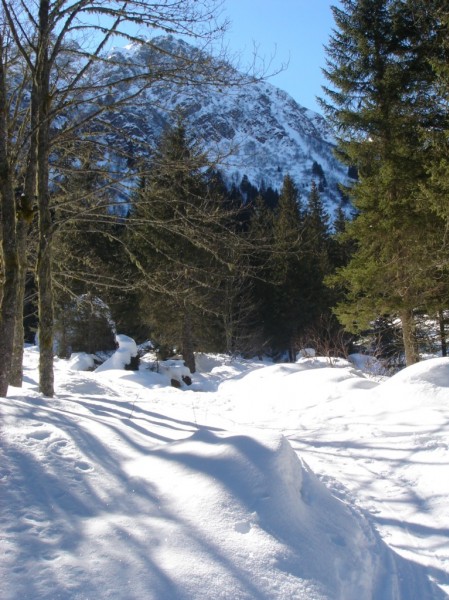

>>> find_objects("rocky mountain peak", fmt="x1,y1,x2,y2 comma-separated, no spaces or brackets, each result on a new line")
103,36,349,214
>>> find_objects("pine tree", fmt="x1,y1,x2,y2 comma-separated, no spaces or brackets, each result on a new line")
296,181,341,350
126,120,238,372
248,175,306,359
321,0,448,365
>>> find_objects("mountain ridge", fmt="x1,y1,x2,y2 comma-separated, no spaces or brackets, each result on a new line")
104,35,349,214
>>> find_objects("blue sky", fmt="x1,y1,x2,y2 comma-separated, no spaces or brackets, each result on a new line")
222,1,339,114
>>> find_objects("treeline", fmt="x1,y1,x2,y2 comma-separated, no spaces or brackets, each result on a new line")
49,119,352,373
2,0,449,399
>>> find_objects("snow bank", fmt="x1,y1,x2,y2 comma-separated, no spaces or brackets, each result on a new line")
126,429,410,600
67,352,95,371
385,356,449,388
95,334,137,372
372,356,449,411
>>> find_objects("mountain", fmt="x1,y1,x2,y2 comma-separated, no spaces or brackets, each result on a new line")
103,36,349,215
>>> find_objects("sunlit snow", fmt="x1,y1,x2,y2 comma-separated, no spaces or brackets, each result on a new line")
2,346,449,599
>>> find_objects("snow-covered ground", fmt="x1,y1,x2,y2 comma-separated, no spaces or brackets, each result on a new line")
2,346,449,599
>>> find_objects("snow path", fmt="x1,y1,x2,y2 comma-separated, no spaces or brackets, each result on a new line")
1,348,449,599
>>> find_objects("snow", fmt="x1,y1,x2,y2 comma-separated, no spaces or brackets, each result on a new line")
94,333,136,372
67,352,96,372
103,36,348,214
2,346,449,599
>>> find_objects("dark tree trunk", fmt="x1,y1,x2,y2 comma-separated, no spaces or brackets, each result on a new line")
439,309,447,357
182,310,196,373
0,37,19,397
36,0,55,397
400,309,419,367
0,188,19,397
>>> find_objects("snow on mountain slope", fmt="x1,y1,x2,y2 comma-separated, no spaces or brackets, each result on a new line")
102,36,348,214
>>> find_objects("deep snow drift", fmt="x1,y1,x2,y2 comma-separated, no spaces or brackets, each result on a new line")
1,347,449,599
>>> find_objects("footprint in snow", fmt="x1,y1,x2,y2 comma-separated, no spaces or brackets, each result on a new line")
234,521,252,534
75,460,93,472
27,429,51,441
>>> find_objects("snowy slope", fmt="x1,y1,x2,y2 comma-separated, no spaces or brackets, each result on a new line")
2,348,449,599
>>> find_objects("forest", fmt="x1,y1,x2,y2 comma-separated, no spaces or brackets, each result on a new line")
1,0,449,398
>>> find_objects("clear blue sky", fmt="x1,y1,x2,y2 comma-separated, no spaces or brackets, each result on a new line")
222,0,339,114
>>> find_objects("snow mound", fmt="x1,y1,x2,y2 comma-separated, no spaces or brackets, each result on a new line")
95,334,137,372
67,352,95,371
195,352,230,372
386,357,449,388
127,430,440,599
218,360,364,403
157,359,191,382
375,357,449,409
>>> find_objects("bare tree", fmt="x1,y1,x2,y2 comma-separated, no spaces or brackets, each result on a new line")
0,27,19,396
0,0,244,397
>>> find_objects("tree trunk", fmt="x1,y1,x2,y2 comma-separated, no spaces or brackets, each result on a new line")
0,39,19,397
36,1,55,397
10,88,38,388
36,129,55,397
0,189,19,397
9,220,29,387
400,309,419,367
182,310,196,373
439,309,447,357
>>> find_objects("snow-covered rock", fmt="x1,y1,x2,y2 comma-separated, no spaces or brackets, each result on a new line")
67,352,96,371
157,359,191,384
95,334,137,372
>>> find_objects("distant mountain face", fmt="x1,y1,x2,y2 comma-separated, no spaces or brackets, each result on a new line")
103,36,349,215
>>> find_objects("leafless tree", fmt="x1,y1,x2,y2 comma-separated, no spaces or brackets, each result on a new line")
0,0,262,397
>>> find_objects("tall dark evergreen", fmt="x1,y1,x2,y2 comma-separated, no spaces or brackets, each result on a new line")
248,175,305,359
126,121,237,372
321,0,448,365
302,181,332,309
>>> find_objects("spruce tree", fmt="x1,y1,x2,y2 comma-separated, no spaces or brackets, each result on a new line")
249,175,305,360
126,120,238,372
321,0,448,365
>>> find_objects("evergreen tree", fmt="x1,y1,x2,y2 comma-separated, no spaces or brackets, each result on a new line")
328,204,354,273
247,175,306,359
126,120,238,372
296,181,342,350
321,0,448,365
419,2,449,219
270,175,306,359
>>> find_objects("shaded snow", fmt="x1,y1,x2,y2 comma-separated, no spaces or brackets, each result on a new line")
1,347,449,599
